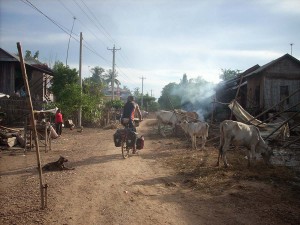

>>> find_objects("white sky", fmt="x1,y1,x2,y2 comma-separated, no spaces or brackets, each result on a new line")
1,0,300,98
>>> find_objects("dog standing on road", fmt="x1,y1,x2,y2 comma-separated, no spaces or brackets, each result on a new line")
42,156,74,171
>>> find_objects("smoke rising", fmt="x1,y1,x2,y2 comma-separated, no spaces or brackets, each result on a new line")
171,79,217,121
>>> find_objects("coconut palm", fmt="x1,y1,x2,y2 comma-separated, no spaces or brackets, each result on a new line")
104,69,121,87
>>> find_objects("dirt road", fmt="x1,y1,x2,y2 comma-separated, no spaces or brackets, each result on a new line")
1,119,299,225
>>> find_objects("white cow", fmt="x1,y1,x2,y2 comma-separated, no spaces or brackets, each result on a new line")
217,120,273,167
156,110,182,135
155,110,199,135
180,120,209,150
175,109,199,122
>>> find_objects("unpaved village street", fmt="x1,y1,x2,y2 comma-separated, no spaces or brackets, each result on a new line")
1,119,300,225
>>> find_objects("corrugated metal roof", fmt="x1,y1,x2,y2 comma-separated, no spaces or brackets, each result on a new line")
243,54,300,78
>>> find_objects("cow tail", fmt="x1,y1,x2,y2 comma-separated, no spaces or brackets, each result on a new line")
206,124,209,137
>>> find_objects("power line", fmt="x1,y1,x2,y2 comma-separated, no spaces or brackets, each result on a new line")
57,0,109,50
79,0,116,44
66,16,76,66
22,0,133,79
21,0,77,38
57,0,134,78
72,0,113,46
20,0,110,65
75,0,135,72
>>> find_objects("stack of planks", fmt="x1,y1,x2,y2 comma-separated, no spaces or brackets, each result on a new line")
0,125,25,148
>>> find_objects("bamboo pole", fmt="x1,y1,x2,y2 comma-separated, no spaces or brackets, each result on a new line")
282,137,300,148
0,125,21,132
255,102,300,127
289,122,300,132
230,74,244,120
247,87,300,124
265,111,300,140
17,42,46,209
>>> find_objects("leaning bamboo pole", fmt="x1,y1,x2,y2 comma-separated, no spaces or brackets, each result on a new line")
250,102,300,130
282,137,300,148
265,111,300,140
230,74,244,120
17,42,46,209
247,87,300,124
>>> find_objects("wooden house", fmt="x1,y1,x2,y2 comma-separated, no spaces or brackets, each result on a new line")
103,86,131,102
0,48,54,125
216,54,300,119
244,54,300,113
0,48,53,101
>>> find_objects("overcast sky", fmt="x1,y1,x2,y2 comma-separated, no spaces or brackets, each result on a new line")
1,0,300,98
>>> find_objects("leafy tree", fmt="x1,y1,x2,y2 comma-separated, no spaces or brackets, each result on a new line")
24,50,39,60
140,94,158,111
89,66,105,84
82,91,105,124
147,100,159,112
133,87,140,98
56,83,83,119
51,61,79,101
25,50,32,60
105,99,124,110
180,73,188,86
158,82,181,110
33,51,39,59
219,69,240,81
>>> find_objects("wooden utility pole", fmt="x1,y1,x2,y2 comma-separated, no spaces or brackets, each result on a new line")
107,45,121,100
17,42,47,209
78,32,83,127
140,76,146,108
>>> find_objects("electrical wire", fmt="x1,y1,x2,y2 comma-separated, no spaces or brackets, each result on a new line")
20,0,110,64
22,0,134,81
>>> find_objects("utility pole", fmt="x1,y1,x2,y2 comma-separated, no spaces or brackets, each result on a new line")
140,76,146,108
107,45,121,100
78,32,83,127
66,16,76,66
290,43,294,56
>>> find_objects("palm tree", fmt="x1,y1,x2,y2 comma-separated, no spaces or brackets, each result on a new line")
90,66,106,84
104,69,121,87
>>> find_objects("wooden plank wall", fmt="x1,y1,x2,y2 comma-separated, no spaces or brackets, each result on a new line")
0,98,43,126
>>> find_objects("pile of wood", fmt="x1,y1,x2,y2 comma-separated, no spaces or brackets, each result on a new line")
0,125,25,148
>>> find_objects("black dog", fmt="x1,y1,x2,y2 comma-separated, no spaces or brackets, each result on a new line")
42,156,74,171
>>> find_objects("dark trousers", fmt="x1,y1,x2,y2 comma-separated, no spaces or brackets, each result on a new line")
56,122,62,135
126,120,137,132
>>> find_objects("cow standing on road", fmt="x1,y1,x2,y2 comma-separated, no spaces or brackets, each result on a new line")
179,120,209,150
217,120,273,168
155,110,199,136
